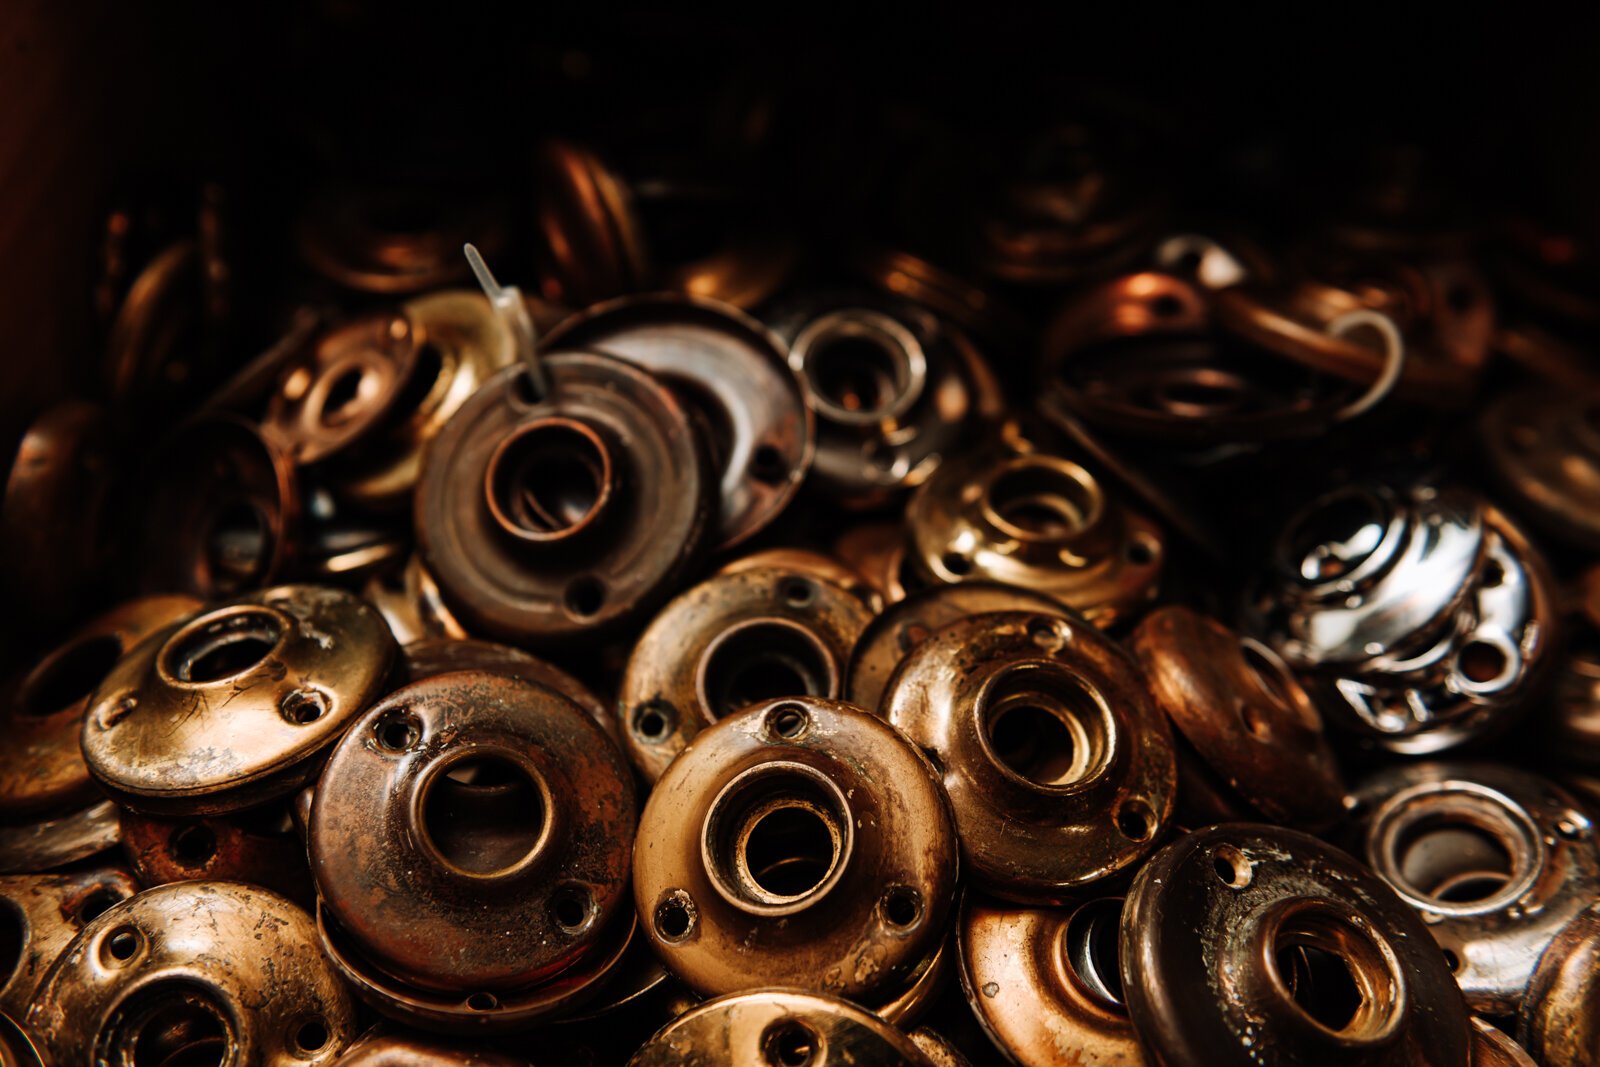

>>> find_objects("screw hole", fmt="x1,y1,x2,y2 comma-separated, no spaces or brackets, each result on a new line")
1442,947,1461,972
466,991,499,1012
293,1018,330,1054
880,886,922,929
941,551,972,577
551,885,593,933
633,701,675,742
1125,538,1155,566
780,578,816,608
75,888,124,924
564,576,606,617
510,368,541,407
763,1019,820,1067
375,713,420,753
1214,845,1253,889
279,688,328,725
751,443,789,485
654,892,696,942
169,824,218,868
768,703,809,739
1150,293,1185,318
1115,799,1154,841
104,927,141,964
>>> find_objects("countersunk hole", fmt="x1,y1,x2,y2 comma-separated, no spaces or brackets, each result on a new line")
700,620,836,720
18,633,125,716
466,992,499,1012
768,703,810,740
490,420,609,537
633,701,676,742
880,886,922,929
421,756,544,875
104,926,143,964
751,443,789,485
1115,799,1154,841
375,713,421,753
985,463,1097,540
166,609,284,683
1271,907,1398,1039
941,551,973,576
0,901,22,989
279,689,328,725
1214,845,1253,889
763,1019,820,1067
1393,814,1516,904
564,576,606,618
127,985,229,1067
982,666,1110,789
76,888,125,924
1065,897,1126,1008
169,824,218,868
744,806,836,897
1442,947,1461,972
203,500,270,595
1457,640,1509,685
654,891,696,942
551,884,594,933
780,578,816,608
292,1018,329,1055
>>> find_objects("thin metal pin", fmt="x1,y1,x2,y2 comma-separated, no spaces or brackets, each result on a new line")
465,242,549,401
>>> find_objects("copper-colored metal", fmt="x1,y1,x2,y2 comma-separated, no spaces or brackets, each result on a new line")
619,562,875,781
365,555,471,646
26,881,357,1066
296,186,499,296
103,238,204,403
334,1032,533,1066
907,1028,972,1067
904,437,1163,629
766,294,1002,507
542,294,813,549
1131,606,1346,829
403,637,617,745
664,232,796,310
1122,824,1472,1067
416,355,714,646
883,610,1175,902
959,893,1146,1067
718,549,884,613
846,581,1063,714
1351,763,1600,1014
625,990,936,1066
82,584,397,814
1470,1019,1536,1067
633,698,957,1003
832,520,914,605
873,932,952,1028
0,866,139,1018
0,801,121,876
533,141,649,307
854,246,1024,345
1481,386,1600,550
1518,900,1600,1067
119,802,313,907
310,672,636,1031
137,414,300,598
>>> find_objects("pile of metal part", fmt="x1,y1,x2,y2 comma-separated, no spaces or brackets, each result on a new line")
5,122,1600,1067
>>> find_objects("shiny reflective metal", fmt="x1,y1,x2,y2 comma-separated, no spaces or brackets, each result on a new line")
1248,484,1555,754
0,866,139,1018
365,555,471,646
1519,900,1600,1067
626,990,936,1066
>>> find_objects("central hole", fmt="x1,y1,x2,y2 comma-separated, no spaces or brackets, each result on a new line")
1284,490,1388,582
19,633,125,716
319,367,369,426
984,668,1109,789
1065,898,1126,1008
203,501,269,594
1276,943,1365,1032
985,463,1096,539
700,622,835,720
490,422,607,537
128,986,229,1067
1394,815,1516,904
809,331,909,416
1271,908,1396,1039
166,610,284,683
422,756,544,875
743,805,837,898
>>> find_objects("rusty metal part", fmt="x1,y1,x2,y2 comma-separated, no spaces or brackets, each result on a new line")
846,581,1063,714
403,638,617,745
416,355,714,646
27,881,357,1066
1122,824,1472,1067
1131,606,1345,829
137,414,301,598
82,584,397,814
0,801,122,874
542,294,812,549
958,893,1145,1067
832,521,914,605
533,141,649,307
619,562,875,781
1247,485,1556,754
119,802,312,907
329,291,517,510
1470,1019,1535,1067
311,672,636,1031
0,595,199,823
1481,386,1600,550
904,439,1163,629
296,186,499,295
765,293,1002,507
633,697,956,1002
717,549,884,613
907,1028,972,1067
0,1013,45,1067
884,610,1174,902
0,866,139,1019
1215,255,1493,405
365,555,470,646
334,1031,534,1066
0,402,116,621
626,990,936,1066
1350,762,1600,1014
1519,900,1600,1067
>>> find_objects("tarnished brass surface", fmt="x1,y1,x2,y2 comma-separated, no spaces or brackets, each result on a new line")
620,561,875,781
633,698,957,1002
1470,1019,1535,1067
1122,824,1472,1067
82,585,397,814
626,990,935,1066
1132,606,1345,829
27,881,357,1066
533,141,649,307
884,610,1175,901
403,637,617,744
907,1027,973,1067
365,555,471,646
0,866,139,1018
1481,386,1600,550
832,520,914,605
119,802,312,906
905,438,1162,628
1518,901,1600,1067
718,549,884,613
0,800,122,875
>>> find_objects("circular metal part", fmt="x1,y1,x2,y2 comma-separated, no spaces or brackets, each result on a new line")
633,698,956,1003
0,866,140,1018
1122,823,1472,1067
541,294,812,549
1519,901,1600,1067
907,1028,973,1067
717,549,884,614
403,637,617,745
334,291,518,510
959,893,1145,1067
103,238,203,402
766,294,1002,507
846,581,1064,714
1131,606,1345,829
1351,762,1600,1014
335,1031,535,1066
0,801,122,875
0,1013,45,1067
296,186,498,295
0,595,199,824
905,442,1163,628
1471,1019,1536,1067
625,989,936,1066
1481,386,1600,550
82,584,397,814
263,312,419,467
416,354,714,647
883,611,1175,901
853,247,1023,345
533,140,649,307
1247,485,1556,754
26,881,357,1066
832,521,915,605
620,562,874,781
365,555,470,646
119,802,313,907
310,672,636,1030
137,414,300,598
